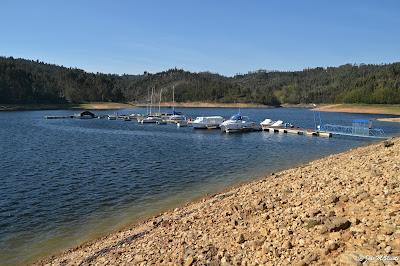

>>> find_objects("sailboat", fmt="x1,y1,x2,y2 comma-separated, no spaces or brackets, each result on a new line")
168,85,187,123
141,87,162,124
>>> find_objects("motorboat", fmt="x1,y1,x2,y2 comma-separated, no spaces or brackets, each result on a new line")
270,120,284,127
160,113,174,120
140,115,163,124
177,121,188,127
220,113,260,133
107,114,117,120
168,114,187,123
260,118,273,126
129,113,142,120
192,116,224,129
156,120,167,125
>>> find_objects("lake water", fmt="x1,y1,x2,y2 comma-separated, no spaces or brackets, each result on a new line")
0,107,399,265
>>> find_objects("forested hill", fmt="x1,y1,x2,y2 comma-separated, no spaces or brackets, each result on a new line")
1,56,400,105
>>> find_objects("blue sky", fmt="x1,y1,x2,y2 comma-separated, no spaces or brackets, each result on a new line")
1,0,399,76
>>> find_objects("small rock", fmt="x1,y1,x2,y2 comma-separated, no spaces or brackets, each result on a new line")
390,238,400,253
259,228,269,237
339,195,349,202
310,209,322,217
338,252,362,266
322,217,351,233
385,245,392,254
381,225,395,235
253,198,262,207
350,218,361,225
304,253,318,264
327,195,339,204
184,256,194,266
305,219,321,228
326,242,340,253
237,234,245,244
383,140,394,148
134,254,145,262
221,256,232,266
283,240,293,249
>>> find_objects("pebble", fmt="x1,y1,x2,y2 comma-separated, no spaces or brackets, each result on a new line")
237,234,245,244
184,256,194,266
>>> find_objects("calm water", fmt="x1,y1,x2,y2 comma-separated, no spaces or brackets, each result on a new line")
0,107,399,265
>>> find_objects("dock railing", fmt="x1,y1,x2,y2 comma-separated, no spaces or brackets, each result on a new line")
320,123,386,139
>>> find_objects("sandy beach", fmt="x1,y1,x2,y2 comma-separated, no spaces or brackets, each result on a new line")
377,118,400,123
34,137,400,265
315,104,400,116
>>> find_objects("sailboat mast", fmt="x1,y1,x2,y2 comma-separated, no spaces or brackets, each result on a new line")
172,85,175,113
150,87,153,115
159,88,163,114
146,88,150,115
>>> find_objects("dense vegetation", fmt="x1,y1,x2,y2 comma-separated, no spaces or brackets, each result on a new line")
1,56,399,105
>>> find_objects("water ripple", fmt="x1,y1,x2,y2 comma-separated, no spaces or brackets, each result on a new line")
0,108,399,265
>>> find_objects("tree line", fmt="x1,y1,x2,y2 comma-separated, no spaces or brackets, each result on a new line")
1,56,399,105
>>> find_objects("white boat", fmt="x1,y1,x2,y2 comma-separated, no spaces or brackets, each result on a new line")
140,116,163,124
260,118,273,126
156,120,167,125
168,114,187,123
177,121,188,127
220,113,260,133
129,113,142,120
167,85,187,123
270,120,284,127
107,114,117,120
192,116,224,129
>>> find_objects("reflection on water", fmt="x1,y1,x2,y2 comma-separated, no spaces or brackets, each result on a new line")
0,107,399,265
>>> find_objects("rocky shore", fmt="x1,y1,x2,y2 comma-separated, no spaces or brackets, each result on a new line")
36,138,400,266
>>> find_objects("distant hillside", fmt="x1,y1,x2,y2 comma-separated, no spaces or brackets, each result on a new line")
1,56,399,105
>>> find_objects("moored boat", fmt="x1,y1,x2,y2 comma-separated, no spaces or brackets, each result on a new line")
168,113,187,123
140,115,163,124
192,116,224,129
220,113,260,133
107,114,117,120
177,121,188,127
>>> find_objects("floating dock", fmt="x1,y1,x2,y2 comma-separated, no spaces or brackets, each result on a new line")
262,127,332,138
45,115,73,119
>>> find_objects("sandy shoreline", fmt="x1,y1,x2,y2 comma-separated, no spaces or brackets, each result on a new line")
376,117,400,123
315,104,400,116
33,138,400,265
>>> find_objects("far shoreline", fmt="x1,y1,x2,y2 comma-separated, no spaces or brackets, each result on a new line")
1,102,400,120
314,103,400,116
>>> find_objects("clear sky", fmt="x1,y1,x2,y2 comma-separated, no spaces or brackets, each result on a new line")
1,0,399,76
